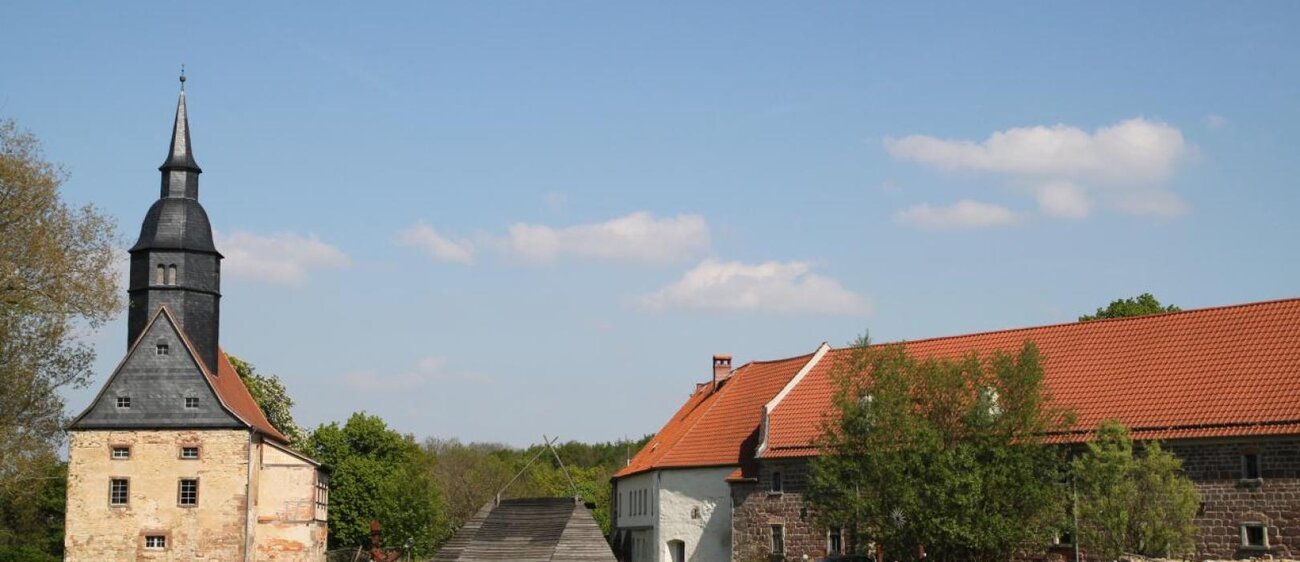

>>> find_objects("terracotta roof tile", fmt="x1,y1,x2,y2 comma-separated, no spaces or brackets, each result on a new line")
763,298,1300,458
212,347,290,444
615,353,812,478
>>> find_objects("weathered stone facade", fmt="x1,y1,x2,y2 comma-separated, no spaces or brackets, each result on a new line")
66,429,254,561
731,439,1300,561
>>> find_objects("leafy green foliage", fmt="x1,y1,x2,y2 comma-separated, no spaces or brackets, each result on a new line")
0,118,119,562
228,354,308,449
1072,420,1199,560
1079,294,1180,322
307,413,447,557
807,337,1073,562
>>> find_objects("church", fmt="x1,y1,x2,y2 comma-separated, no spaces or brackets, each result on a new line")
63,78,330,562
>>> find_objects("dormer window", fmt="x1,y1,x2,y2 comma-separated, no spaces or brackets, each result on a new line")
156,343,169,356
116,396,131,409
184,397,199,409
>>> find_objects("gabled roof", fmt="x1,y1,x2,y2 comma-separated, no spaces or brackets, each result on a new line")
68,306,288,445
761,297,1300,458
614,352,813,479
432,497,615,562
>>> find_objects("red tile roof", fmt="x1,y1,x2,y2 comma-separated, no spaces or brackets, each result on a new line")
615,353,813,478
762,298,1300,458
213,347,290,445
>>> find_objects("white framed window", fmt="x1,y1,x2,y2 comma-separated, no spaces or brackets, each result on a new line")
184,397,199,409
179,446,200,460
116,396,131,409
111,446,130,460
144,535,166,550
178,478,198,506
1242,523,1268,549
109,478,129,506
770,524,785,555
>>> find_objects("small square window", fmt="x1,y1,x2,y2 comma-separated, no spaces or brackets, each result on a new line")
1243,524,1268,548
111,446,130,460
184,397,199,409
116,396,131,409
771,471,784,494
110,478,129,506
180,446,200,460
156,343,169,356
1243,453,1262,480
178,479,198,506
145,535,166,549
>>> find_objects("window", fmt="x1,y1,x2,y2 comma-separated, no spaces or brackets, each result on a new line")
111,446,130,460
116,396,131,409
668,539,685,562
771,471,784,494
1054,529,1075,546
155,264,166,285
184,397,198,409
110,478,129,506
691,506,701,519
180,446,200,460
1242,523,1268,548
145,535,166,549
1243,453,1262,480
178,478,198,506
167,264,177,285
770,524,785,555
828,527,844,555
156,343,170,356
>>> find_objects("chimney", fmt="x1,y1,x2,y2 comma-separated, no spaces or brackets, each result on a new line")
712,354,732,391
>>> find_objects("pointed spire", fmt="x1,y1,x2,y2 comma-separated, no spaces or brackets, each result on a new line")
160,69,201,174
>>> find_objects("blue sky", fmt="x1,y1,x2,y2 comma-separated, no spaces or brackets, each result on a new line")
4,2,1298,446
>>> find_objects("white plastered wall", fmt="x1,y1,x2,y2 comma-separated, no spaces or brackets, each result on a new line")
657,467,736,562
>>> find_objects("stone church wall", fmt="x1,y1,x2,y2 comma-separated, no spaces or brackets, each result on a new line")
65,429,252,562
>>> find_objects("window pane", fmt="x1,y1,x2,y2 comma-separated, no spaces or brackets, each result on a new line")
110,479,129,505
179,479,198,506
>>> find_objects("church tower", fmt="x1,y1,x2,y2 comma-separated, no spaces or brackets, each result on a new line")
126,73,222,373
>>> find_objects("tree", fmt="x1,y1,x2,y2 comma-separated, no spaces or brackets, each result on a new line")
1072,420,1199,560
307,413,447,556
0,118,119,560
228,354,308,449
1079,294,1180,322
807,336,1073,562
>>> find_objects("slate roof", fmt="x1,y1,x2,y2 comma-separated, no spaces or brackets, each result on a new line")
614,352,812,479
432,498,615,562
762,297,1300,458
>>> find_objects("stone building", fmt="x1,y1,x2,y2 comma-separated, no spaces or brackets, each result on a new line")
63,78,329,562
623,298,1300,561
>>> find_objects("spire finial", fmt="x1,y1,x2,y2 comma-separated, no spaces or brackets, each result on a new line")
179,64,186,91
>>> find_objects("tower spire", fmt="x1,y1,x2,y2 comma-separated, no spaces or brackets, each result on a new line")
161,70,201,175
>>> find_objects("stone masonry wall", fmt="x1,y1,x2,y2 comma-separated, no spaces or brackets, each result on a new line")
65,429,252,562
732,438,1300,562
254,442,328,562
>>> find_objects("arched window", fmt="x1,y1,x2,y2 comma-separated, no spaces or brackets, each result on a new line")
167,265,177,285
155,264,166,285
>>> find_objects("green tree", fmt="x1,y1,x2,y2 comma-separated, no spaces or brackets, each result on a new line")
228,354,307,449
1079,294,1180,322
807,337,1073,562
1072,420,1199,560
0,118,120,560
308,413,447,556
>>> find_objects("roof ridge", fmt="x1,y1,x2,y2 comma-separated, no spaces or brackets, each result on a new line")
839,296,1300,351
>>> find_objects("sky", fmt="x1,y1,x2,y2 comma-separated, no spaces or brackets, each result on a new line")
3,2,1298,447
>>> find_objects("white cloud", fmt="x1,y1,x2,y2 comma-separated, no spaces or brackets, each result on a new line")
338,356,491,390
1035,181,1091,219
639,259,868,315
894,200,1022,230
884,117,1191,219
396,222,474,265
503,212,709,265
1205,114,1228,130
216,231,350,285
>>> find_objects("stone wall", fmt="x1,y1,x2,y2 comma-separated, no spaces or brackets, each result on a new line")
732,438,1300,561
254,441,328,562
65,429,252,562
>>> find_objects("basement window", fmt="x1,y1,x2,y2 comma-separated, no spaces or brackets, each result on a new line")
111,446,130,460
1242,453,1262,480
116,396,131,409
1242,523,1268,549
184,397,199,409
145,535,166,550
